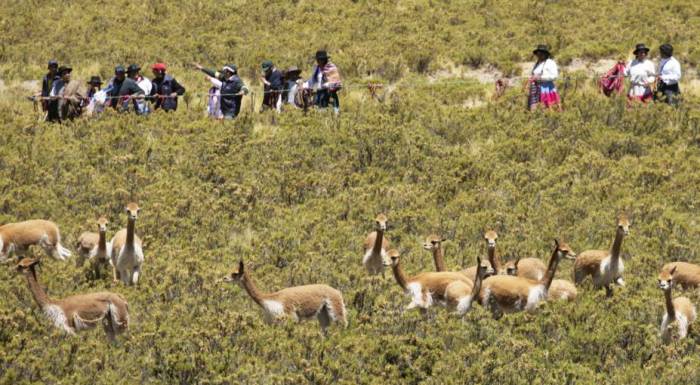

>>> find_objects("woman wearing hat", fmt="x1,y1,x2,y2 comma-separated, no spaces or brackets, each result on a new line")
303,50,342,115
84,76,107,116
528,45,560,111
624,44,656,103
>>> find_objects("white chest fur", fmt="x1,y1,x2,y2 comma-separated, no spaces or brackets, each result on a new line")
43,304,72,333
597,256,624,286
262,299,285,322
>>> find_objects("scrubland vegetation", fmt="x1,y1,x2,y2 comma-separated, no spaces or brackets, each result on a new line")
2,1,700,384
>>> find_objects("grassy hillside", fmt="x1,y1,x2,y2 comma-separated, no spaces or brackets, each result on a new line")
2,1,700,385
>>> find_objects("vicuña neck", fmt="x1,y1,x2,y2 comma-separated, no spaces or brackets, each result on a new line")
433,245,446,272
487,247,501,273
372,230,384,254
98,230,107,252
664,288,676,321
472,270,483,298
610,227,625,262
241,271,268,308
391,262,408,291
126,218,136,249
542,248,561,290
24,268,51,308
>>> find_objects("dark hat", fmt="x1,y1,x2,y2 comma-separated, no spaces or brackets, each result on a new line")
659,43,674,57
284,66,302,78
222,64,237,73
127,64,141,73
87,76,103,85
633,43,650,55
48,59,58,67
315,50,329,61
58,65,72,74
115,65,126,73
261,60,273,70
533,44,550,56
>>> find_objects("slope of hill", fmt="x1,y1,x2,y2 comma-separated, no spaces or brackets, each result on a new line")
2,2,700,385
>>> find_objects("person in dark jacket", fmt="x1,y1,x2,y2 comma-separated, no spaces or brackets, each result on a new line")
118,64,147,114
656,43,682,106
106,65,126,109
194,63,248,119
260,60,283,113
149,63,186,112
40,59,59,112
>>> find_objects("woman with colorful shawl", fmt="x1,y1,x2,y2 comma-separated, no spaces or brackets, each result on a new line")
528,45,560,111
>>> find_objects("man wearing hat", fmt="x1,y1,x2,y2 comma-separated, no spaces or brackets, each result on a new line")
150,63,186,112
118,64,150,114
40,59,59,112
624,44,656,103
47,65,72,122
656,43,682,106
106,65,127,109
303,50,343,115
260,60,283,113
283,66,303,107
529,44,560,111
195,63,248,119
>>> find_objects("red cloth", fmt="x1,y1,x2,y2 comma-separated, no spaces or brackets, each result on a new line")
152,63,167,71
599,62,626,97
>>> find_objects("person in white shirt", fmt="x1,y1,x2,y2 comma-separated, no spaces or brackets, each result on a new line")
624,44,656,103
528,44,560,111
656,43,681,105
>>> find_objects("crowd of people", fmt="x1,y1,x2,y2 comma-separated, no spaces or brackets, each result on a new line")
36,50,343,122
528,43,683,111
34,44,684,122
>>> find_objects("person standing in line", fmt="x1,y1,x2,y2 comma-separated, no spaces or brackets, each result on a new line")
106,65,127,109
83,76,107,116
624,44,656,104
150,63,186,112
260,60,283,113
194,63,248,119
119,64,151,115
656,43,681,106
40,59,59,113
303,50,342,115
282,66,303,108
528,44,561,111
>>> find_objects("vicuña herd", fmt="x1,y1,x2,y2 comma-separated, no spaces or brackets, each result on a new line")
4,210,699,343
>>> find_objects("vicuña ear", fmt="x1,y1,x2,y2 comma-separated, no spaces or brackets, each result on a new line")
670,266,677,276
238,259,245,272
554,239,560,247
476,256,482,266
441,238,447,243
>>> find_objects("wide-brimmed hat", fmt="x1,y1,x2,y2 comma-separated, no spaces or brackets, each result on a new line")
261,60,273,70
284,66,302,78
87,76,103,85
47,59,58,68
115,65,126,74
151,63,167,71
58,65,72,74
127,64,141,73
315,50,329,61
633,44,650,55
222,64,237,73
532,44,550,56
